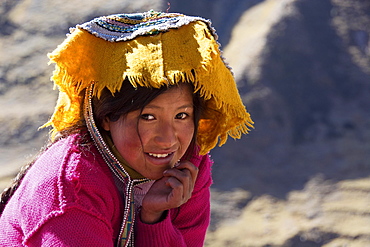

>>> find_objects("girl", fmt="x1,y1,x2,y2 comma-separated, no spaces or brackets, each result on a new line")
0,10,253,246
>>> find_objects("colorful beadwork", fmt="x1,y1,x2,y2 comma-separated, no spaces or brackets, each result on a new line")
84,84,151,247
77,10,215,42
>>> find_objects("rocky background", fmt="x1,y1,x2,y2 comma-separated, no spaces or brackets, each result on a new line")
1,0,369,246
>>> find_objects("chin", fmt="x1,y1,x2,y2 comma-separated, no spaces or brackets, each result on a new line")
146,174,164,181
143,170,166,180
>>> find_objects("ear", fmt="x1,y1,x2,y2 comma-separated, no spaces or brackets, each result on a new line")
102,117,111,131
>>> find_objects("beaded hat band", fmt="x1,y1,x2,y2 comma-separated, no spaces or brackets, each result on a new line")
44,10,254,154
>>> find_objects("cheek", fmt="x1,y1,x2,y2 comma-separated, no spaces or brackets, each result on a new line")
180,122,195,146
110,121,142,154
117,131,140,149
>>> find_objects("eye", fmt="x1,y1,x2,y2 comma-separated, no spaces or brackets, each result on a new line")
141,114,155,121
175,112,189,120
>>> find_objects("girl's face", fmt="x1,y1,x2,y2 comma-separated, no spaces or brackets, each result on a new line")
102,83,195,180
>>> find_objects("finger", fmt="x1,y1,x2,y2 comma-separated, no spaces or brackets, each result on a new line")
165,177,185,206
172,160,199,184
163,168,193,199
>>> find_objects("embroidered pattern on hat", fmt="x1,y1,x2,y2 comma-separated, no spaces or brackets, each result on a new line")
77,10,214,42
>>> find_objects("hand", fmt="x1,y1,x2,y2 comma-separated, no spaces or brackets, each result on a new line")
140,161,198,224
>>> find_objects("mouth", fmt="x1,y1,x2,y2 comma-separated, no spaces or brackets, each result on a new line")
147,152,173,158
145,151,176,167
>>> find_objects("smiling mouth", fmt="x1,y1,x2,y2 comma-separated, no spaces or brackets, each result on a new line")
148,152,173,158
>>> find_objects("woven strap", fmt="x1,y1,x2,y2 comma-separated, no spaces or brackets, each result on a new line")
84,84,150,247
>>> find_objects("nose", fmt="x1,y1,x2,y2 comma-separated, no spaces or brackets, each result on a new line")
154,121,177,148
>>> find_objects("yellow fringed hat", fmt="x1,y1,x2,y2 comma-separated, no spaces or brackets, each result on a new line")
44,10,253,155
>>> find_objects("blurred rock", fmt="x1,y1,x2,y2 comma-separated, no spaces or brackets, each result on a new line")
208,0,370,245
207,176,370,246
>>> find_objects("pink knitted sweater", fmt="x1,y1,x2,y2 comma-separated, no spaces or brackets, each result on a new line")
0,133,212,246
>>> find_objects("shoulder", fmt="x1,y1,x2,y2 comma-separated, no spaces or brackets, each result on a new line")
188,152,214,191
30,133,110,193
31,132,120,209
189,151,214,171
3,132,122,237
36,132,109,180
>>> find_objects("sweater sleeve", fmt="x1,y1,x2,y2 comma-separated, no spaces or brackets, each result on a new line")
26,207,115,247
134,154,213,247
2,135,124,247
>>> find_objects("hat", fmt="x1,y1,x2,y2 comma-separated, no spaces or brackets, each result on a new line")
44,10,253,154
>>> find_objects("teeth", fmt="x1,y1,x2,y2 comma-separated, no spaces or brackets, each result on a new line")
148,153,170,158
